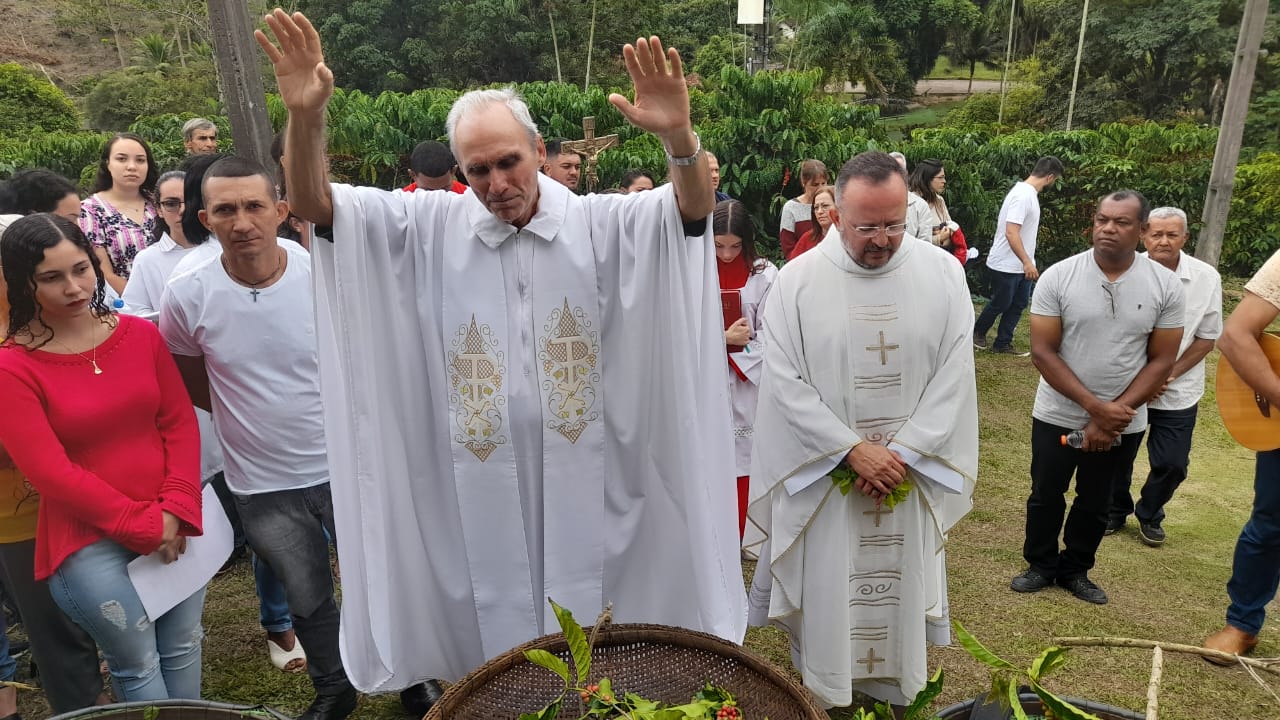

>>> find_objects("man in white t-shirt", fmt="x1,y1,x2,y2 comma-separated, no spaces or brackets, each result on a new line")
1107,207,1221,545
974,156,1064,355
159,157,355,720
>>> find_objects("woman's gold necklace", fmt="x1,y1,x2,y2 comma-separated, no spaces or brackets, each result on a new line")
53,323,102,375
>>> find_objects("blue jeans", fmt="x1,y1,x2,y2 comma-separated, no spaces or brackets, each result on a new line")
49,539,205,701
1226,449,1280,635
974,268,1034,349
235,483,350,697
210,473,292,633
0,613,12,683
255,553,292,633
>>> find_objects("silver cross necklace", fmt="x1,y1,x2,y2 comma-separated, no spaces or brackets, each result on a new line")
221,249,284,302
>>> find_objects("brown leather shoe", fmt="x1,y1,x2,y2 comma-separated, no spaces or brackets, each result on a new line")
1203,625,1258,665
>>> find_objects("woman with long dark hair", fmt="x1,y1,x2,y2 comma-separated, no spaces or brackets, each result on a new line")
0,214,204,702
123,171,192,320
714,199,778,540
0,185,107,715
79,133,160,294
908,159,968,264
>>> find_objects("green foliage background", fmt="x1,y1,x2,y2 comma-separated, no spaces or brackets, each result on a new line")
0,64,83,138
5,55,1280,277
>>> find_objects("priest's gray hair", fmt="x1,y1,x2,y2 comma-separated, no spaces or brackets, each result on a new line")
1148,206,1188,234
446,87,542,159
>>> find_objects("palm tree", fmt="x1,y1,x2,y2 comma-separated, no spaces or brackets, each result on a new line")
795,3,903,98
133,33,176,74
947,15,1003,93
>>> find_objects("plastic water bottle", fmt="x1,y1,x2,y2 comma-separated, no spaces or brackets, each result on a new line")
1060,430,1122,449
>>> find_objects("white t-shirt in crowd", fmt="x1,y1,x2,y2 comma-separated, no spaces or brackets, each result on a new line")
1148,251,1222,411
159,240,328,495
122,233,189,321
986,181,1041,273
121,233,226,480
779,198,809,233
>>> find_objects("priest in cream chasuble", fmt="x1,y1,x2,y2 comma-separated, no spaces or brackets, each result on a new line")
745,152,978,709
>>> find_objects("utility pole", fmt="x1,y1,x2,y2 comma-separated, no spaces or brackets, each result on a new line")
737,0,771,74
1064,0,1090,131
1196,0,1268,269
997,0,1017,127
207,0,274,169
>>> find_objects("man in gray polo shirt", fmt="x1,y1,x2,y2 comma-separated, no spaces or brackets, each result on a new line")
1010,190,1185,605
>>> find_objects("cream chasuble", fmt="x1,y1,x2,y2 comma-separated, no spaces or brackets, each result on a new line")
315,176,745,691
744,231,978,708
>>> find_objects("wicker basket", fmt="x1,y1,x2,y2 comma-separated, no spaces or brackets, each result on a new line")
424,623,827,720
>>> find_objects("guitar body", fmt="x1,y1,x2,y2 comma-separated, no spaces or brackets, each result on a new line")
1217,333,1280,452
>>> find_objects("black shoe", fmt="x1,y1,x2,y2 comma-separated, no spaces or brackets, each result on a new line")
1138,521,1166,547
973,334,989,349
1103,517,1125,536
1010,569,1053,593
1058,575,1108,604
991,345,1030,357
400,680,445,718
298,687,358,720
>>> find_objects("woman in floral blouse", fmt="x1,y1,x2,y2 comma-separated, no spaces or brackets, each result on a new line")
79,133,159,294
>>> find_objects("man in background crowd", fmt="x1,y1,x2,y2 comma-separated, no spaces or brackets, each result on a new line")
182,118,219,155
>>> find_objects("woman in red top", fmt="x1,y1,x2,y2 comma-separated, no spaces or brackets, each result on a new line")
785,185,835,261
0,214,203,702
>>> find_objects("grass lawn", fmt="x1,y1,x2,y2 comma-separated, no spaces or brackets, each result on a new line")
879,100,966,134
14,295,1279,719
927,57,1005,82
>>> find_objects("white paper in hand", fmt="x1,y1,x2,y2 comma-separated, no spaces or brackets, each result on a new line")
127,484,233,620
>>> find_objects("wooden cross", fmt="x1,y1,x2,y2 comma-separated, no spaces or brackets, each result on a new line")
857,647,885,674
865,331,900,366
863,505,893,527
559,116,618,193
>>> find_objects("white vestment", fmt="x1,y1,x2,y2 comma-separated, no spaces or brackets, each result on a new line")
315,175,745,691
726,259,778,476
744,230,978,708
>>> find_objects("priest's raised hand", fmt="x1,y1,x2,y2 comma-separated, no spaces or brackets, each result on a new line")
609,37,713,221
608,38,692,146
255,10,333,120
254,8,338,226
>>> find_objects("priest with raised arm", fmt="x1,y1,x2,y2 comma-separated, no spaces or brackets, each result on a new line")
744,151,978,711
255,8,745,698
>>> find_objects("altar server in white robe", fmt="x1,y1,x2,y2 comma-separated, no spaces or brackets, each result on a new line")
256,9,745,693
744,151,978,709
713,199,778,539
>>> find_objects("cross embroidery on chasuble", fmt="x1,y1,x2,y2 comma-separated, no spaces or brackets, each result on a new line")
448,316,508,461
538,299,600,444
